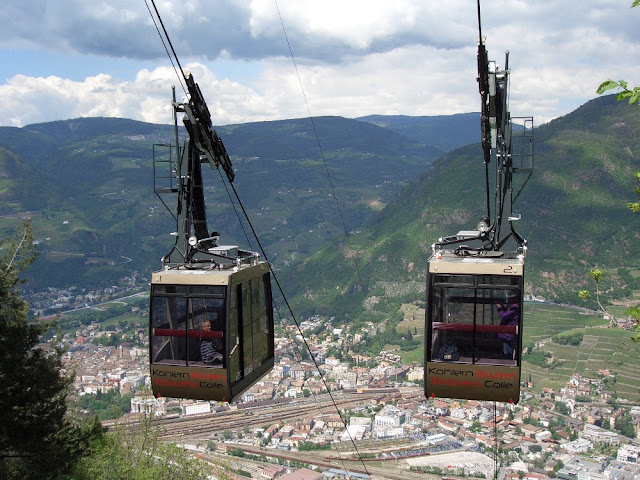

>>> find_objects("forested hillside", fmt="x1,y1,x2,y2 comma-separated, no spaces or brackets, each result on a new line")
283,95,640,323
1,96,638,322
0,115,455,291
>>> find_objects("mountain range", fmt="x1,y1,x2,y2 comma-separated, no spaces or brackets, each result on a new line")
0,96,638,324
0,113,469,292
283,95,640,322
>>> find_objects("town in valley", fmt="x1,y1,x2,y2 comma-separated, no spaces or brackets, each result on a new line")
35,283,640,480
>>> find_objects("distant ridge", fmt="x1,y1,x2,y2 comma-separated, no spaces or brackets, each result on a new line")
358,112,480,151
1,97,637,319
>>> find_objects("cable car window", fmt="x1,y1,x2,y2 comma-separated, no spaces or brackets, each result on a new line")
229,285,241,381
150,295,188,366
152,285,187,296
434,275,474,286
429,274,520,366
150,285,226,368
477,275,520,287
252,275,270,368
190,286,225,297
192,297,225,367
241,281,254,376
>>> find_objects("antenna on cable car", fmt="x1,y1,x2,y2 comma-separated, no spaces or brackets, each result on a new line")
423,0,534,404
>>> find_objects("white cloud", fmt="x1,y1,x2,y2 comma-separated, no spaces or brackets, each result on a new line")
2,72,163,127
248,0,475,52
1,0,640,127
0,47,480,128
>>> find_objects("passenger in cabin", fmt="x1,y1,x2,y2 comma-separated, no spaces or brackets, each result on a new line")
497,298,519,360
200,320,223,366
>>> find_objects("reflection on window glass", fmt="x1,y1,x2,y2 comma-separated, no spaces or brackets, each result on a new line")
151,296,187,366
252,277,269,367
193,297,225,366
229,286,241,381
150,285,226,368
227,273,274,387
429,274,520,366
242,282,254,376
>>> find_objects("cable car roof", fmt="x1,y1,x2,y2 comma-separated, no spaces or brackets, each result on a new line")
152,261,269,286
429,251,524,276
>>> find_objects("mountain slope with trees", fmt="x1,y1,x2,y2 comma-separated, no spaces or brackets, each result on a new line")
0,97,638,317
283,95,640,322
0,115,454,292
358,112,480,151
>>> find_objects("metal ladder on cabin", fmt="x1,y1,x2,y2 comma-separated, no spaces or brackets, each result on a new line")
152,143,179,218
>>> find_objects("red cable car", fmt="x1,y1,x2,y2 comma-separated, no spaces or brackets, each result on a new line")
150,264,273,402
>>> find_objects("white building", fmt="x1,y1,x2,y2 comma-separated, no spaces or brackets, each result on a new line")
242,392,255,403
119,375,145,393
534,430,552,442
450,407,466,420
375,405,410,427
284,388,299,398
407,367,423,382
582,424,620,445
617,444,640,463
350,416,372,431
564,438,592,453
182,401,211,416
130,396,166,416
340,425,367,442
325,356,340,366
376,425,405,439
426,433,447,444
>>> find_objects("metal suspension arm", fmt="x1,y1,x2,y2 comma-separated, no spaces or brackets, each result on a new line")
180,72,235,183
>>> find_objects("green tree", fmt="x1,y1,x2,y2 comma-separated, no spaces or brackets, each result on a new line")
628,306,640,342
73,415,210,479
597,2,640,105
470,420,483,433
614,413,637,438
75,390,134,421
597,78,640,106
627,172,640,213
230,447,247,458
554,401,570,415
0,221,102,479
578,268,608,317
554,460,565,473
579,270,640,339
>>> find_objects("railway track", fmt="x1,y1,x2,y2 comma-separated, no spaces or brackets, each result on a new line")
158,390,411,439
106,388,438,480
208,444,440,480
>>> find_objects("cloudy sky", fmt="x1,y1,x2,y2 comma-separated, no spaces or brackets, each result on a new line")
1,0,639,128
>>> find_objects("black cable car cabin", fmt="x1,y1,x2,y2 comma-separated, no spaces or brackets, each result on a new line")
149,72,275,402
425,250,523,403
423,3,533,404
150,262,274,402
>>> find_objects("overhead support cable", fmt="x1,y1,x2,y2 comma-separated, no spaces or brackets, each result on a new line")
273,0,368,297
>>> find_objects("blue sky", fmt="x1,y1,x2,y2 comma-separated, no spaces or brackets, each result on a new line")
1,0,639,127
